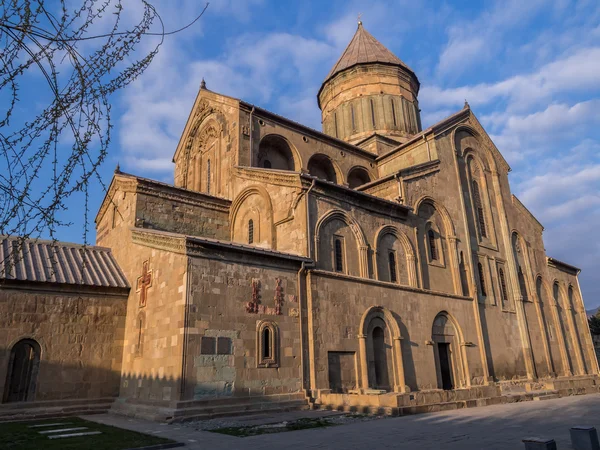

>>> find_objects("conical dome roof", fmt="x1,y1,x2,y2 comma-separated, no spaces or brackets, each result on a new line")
322,22,417,85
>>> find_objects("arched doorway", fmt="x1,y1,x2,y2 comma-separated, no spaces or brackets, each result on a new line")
3,339,41,403
432,313,465,390
358,306,406,393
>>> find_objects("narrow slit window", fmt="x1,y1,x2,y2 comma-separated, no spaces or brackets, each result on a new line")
334,238,344,272
428,229,438,261
472,180,487,238
478,262,487,297
207,159,211,195
248,219,254,244
388,251,397,283
370,99,376,127
262,328,271,359
499,268,508,302
391,99,397,127
351,104,356,130
334,113,339,138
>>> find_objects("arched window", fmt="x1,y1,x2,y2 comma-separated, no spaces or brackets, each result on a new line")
248,219,254,244
257,321,279,368
3,339,41,403
428,229,438,261
499,268,508,303
335,238,344,273
351,104,356,130
256,135,295,171
477,262,487,297
206,159,211,195
307,154,337,183
391,99,397,127
472,180,487,238
334,112,339,138
518,266,528,301
347,167,371,189
388,251,397,283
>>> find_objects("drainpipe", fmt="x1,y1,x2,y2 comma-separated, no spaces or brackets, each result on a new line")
248,106,255,167
305,178,317,258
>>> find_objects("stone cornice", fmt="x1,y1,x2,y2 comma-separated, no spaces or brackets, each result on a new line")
547,257,580,275
131,228,187,255
96,172,231,225
233,166,304,188
301,174,411,219
309,269,473,301
512,195,544,232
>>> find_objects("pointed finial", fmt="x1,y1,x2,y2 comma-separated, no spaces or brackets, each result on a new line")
200,78,206,90
464,99,470,109
115,162,121,173
357,13,362,26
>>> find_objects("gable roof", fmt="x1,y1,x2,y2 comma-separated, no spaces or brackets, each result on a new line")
0,236,129,289
323,23,418,86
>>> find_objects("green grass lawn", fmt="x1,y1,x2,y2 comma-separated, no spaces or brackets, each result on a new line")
0,417,175,450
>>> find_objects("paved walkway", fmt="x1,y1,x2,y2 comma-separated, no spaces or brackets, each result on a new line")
84,394,600,449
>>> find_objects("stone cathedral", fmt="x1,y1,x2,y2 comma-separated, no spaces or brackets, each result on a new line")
1,23,598,421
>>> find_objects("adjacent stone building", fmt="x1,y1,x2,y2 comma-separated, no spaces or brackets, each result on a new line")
1,22,598,420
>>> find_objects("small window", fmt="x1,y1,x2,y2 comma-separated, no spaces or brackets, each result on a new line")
263,160,272,169
112,205,118,229
335,238,344,272
499,268,508,302
473,181,487,238
257,321,279,368
428,229,438,261
478,262,487,297
262,328,271,359
351,104,356,130
207,159,211,195
248,219,254,244
391,99,397,127
370,99,376,127
388,251,397,283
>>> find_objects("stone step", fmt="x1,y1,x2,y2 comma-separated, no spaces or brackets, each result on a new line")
0,399,113,422
169,399,309,422
170,392,307,409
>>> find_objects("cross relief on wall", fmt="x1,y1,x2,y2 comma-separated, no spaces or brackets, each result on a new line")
136,260,153,308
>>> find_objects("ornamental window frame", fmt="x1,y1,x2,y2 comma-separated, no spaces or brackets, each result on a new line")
257,320,279,368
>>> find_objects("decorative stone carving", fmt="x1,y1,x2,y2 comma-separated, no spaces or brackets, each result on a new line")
136,261,153,308
246,279,261,313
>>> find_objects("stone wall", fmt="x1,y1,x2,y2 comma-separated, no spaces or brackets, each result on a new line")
0,287,126,402
182,251,305,400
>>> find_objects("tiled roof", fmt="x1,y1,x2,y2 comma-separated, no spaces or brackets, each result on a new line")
0,236,129,289
324,23,416,84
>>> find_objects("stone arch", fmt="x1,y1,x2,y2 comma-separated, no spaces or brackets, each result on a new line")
231,186,275,249
3,338,41,403
180,106,228,191
314,209,369,277
431,311,467,390
347,166,372,189
452,124,499,174
464,150,497,244
373,225,417,287
357,306,406,392
307,153,343,184
414,196,460,294
256,134,301,171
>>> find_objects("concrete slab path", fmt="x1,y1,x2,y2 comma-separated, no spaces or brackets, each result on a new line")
83,393,600,449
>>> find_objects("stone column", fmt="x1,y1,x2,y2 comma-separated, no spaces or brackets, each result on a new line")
358,334,370,389
576,278,599,374
514,295,537,380
447,236,462,296
565,303,585,375
359,245,370,278
393,337,406,393
550,299,572,376
406,254,418,288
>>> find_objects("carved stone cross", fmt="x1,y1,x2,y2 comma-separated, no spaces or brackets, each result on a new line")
136,260,152,308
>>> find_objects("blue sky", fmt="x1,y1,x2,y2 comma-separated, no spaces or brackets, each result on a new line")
38,0,600,307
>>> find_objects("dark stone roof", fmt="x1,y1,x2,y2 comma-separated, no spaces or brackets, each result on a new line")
0,235,129,289
323,23,417,85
